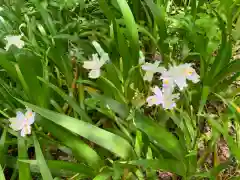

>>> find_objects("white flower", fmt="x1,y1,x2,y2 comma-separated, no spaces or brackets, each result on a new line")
141,61,165,82
4,35,25,51
161,89,180,110
146,86,164,106
146,86,179,110
9,108,35,137
83,41,109,79
83,54,106,79
139,51,145,64
161,63,200,91
92,41,109,62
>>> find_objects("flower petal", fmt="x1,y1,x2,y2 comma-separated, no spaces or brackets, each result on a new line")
146,96,157,106
153,86,162,98
4,35,24,51
16,111,25,120
142,61,160,71
162,77,175,92
83,60,99,70
88,69,101,79
25,108,35,125
143,71,154,82
174,77,188,90
20,125,31,137
9,118,24,131
187,71,200,83
162,101,176,110
92,41,105,57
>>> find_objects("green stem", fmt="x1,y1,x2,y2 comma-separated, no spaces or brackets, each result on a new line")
197,146,212,167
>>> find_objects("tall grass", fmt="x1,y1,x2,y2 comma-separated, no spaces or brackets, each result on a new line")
0,0,240,179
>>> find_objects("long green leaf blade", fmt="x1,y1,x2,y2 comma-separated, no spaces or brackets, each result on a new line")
115,0,139,65
18,136,32,180
0,128,7,165
19,159,95,178
135,112,186,160
38,77,92,123
33,133,53,180
19,100,135,159
0,164,5,180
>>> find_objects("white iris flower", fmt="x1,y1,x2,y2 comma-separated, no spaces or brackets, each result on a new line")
83,54,106,79
4,35,24,51
83,41,109,79
161,63,200,91
146,86,179,110
141,61,165,82
9,108,35,137
146,86,163,106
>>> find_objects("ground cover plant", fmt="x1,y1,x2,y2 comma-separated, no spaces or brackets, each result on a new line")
1,0,240,179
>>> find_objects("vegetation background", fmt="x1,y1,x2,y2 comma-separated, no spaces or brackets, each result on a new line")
0,0,240,179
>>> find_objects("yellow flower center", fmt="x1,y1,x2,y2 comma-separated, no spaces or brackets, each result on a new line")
26,112,33,119
164,79,169,84
236,107,240,113
185,68,193,76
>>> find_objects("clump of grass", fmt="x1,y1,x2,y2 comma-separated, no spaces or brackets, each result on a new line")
0,0,240,179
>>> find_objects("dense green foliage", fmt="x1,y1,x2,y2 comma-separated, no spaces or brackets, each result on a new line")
0,0,240,179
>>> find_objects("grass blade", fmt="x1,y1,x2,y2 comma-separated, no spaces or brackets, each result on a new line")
120,159,186,177
19,159,95,178
18,100,135,159
0,128,7,165
33,132,54,180
135,112,186,160
18,136,32,180
38,77,92,123
0,164,5,180
115,0,139,65
144,0,169,54
36,118,102,169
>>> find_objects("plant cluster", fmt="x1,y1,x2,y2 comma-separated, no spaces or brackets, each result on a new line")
0,0,240,179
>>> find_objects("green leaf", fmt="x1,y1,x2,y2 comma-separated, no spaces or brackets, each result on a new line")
144,0,169,54
198,86,210,114
0,51,17,81
93,170,113,180
38,77,92,123
209,38,231,79
98,0,114,21
30,0,57,35
135,130,143,158
212,60,240,87
135,112,186,160
19,159,95,178
115,0,139,65
33,133,53,180
0,128,7,165
0,164,5,180
48,43,73,86
120,159,186,177
17,54,45,106
4,155,93,178
87,91,129,119
115,24,132,78
18,100,135,159
233,15,240,40
18,137,31,180
37,118,102,169
194,161,231,178
98,76,126,104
